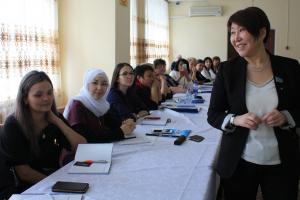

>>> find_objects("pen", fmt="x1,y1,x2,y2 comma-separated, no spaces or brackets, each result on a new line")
145,133,179,138
83,160,108,164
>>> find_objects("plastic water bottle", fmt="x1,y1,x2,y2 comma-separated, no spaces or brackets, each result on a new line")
193,82,199,96
185,83,193,104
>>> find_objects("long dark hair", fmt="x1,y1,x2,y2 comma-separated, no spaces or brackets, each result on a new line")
175,58,190,73
111,63,133,89
15,70,58,155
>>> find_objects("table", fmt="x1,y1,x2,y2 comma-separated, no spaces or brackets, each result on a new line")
23,93,221,200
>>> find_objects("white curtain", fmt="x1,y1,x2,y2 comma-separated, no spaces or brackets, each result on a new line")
130,0,169,66
0,0,61,123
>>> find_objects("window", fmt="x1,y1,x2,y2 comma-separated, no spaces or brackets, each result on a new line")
0,0,61,123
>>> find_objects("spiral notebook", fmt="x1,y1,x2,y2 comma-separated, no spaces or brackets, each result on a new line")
68,143,113,174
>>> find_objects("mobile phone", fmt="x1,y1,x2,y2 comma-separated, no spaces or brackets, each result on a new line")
152,129,163,133
182,64,187,70
189,135,204,142
162,129,173,134
52,181,89,193
151,129,173,134
74,161,91,167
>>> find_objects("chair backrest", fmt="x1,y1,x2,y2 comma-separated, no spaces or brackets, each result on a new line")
0,126,15,190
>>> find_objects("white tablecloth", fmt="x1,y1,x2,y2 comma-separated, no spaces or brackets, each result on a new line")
23,93,221,200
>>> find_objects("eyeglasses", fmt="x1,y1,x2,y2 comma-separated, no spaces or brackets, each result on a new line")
119,72,134,76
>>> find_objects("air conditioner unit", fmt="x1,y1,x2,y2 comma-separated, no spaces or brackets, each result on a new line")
189,6,222,17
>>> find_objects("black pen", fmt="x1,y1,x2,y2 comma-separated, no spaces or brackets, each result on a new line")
145,133,179,138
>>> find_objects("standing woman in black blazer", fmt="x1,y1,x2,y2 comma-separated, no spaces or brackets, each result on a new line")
208,7,300,200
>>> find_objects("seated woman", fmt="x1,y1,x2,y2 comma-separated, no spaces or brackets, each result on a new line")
188,57,199,83
134,64,160,110
153,58,186,96
201,57,216,81
0,71,86,190
212,56,221,73
195,59,211,84
169,58,192,88
107,63,149,121
63,68,136,143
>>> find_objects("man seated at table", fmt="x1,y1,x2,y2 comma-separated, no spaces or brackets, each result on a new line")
134,64,160,110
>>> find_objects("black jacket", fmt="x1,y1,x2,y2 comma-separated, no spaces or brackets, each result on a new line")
207,54,300,178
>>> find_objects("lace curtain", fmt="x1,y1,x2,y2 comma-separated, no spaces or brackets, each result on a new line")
0,0,61,123
130,0,169,66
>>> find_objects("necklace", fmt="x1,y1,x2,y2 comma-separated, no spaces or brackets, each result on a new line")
247,58,270,72
247,65,267,72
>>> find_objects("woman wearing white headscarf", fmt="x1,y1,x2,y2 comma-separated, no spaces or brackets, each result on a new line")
63,68,135,143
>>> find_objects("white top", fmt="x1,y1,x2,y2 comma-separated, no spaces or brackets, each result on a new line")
208,69,216,80
242,78,281,165
169,70,180,81
169,70,192,88
201,68,212,81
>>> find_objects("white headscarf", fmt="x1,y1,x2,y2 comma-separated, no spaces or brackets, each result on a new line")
63,68,110,118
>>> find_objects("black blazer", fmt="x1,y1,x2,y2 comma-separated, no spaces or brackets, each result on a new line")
207,54,300,178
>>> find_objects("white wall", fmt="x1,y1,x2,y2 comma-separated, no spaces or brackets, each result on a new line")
58,0,130,105
169,0,300,62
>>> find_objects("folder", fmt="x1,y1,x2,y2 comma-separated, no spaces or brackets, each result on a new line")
140,116,169,126
68,143,113,174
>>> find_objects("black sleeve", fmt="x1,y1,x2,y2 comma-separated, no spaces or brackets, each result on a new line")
107,89,137,120
1,115,30,166
207,63,230,130
72,122,124,143
132,87,158,111
56,113,72,151
104,108,122,128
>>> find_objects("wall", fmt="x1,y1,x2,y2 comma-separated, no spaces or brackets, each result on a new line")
169,0,300,63
116,1,131,64
58,0,130,105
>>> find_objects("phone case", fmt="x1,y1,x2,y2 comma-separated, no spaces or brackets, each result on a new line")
52,181,89,193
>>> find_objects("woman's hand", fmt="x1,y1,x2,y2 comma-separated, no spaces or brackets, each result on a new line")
121,119,136,135
46,111,86,151
234,112,262,130
46,111,61,125
137,110,149,119
262,109,287,127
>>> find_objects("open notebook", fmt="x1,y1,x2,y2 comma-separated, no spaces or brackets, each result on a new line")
68,143,113,174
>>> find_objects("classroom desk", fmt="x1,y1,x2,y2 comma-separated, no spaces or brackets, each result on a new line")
23,93,221,200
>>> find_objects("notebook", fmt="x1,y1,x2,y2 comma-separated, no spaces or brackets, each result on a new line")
68,143,113,174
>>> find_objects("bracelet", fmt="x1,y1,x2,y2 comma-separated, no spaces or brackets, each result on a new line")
229,115,236,127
